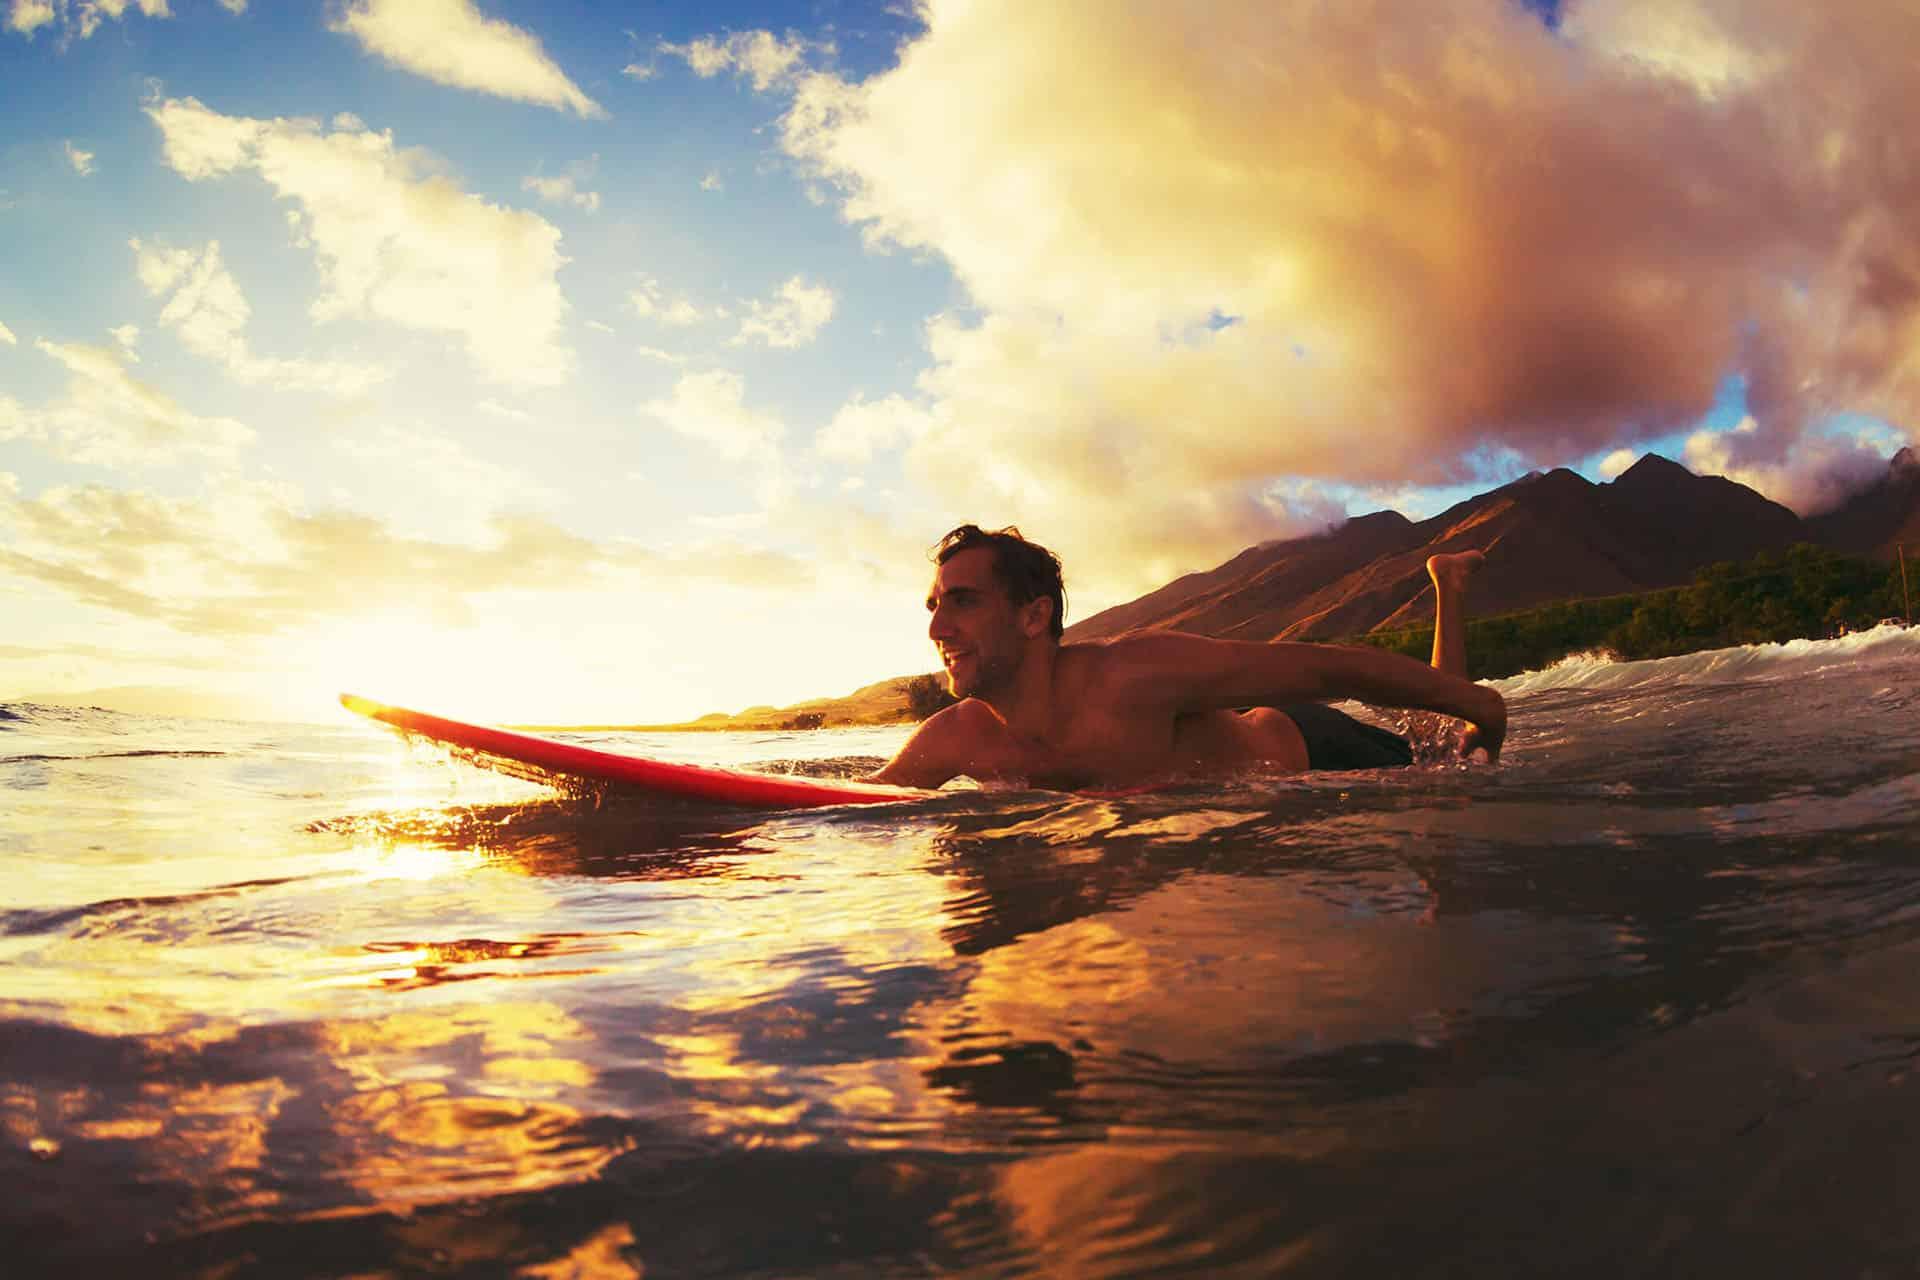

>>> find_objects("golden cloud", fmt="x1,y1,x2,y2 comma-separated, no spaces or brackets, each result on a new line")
764,0,1920,589
733,275,836,349
332,0,604,118
130,238,387,394
147,96,574,387
641,369,787,465
1,339,253,468
0,480,818,637
662,30,813,92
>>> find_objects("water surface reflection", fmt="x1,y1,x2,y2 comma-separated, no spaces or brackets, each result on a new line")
8,684,1920,1275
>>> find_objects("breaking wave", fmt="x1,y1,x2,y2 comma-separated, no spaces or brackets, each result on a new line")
1493,621,1920,698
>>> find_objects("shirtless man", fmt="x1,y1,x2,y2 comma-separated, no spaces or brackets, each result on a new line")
871,524,1505,791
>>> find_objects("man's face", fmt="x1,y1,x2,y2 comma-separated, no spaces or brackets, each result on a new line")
926,547,1033,700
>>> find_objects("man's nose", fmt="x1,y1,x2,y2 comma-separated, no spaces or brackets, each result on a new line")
928,604,953,639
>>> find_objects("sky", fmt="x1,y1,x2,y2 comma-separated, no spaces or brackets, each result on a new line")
1,0,1915,724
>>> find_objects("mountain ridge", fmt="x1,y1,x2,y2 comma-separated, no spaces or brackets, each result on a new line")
1065,452,1891,645
647,449,1917,730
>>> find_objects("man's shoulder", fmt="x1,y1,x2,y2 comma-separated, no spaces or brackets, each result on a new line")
921,697,1001,734
875,694,1013,786
1062,631,1225,675
873,698,1003,788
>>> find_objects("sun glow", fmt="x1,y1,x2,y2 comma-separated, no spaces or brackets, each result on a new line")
280,613,624,725
268,574,939,728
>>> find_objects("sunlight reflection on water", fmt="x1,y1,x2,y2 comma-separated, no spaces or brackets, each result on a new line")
5,635,1920,1274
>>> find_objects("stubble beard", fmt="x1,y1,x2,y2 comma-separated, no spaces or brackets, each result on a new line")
948,651,1015,702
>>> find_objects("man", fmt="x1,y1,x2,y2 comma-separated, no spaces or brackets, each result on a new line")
871,524,1505,791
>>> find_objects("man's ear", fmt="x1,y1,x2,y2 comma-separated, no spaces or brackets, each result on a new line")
1019,596,1054,638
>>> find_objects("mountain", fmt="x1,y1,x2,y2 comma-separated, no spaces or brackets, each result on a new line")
541,673,939,732
1806,447,1920,558
1065,509,1423,641
1066,452,1910,644
549,451,1913,732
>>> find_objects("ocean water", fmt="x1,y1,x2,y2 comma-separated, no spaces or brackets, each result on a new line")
5,627,1920,1277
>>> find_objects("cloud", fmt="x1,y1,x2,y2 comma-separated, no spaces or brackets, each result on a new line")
337,421,557,513
761,493,959,602
814,392,932,464
331,0,603,118
0,479,813,638
661,30,813,91
0,319,15,345
1684,417,1892,515
0,639,236,671
0,481,597,633
476,398,531,423
131,238,386,394
108,323,138,352
627,275,706,328
8,0,172,41
147,96,572,387
62,139,93,174
6,2,56,36
1597,448,1639,480
893,311,1386,589
0,339,252,468
699,170,723,193
1564,0,1780,98
521,172,599,213
749,0,1920,592
585,319,614,335
659,300,704,327
733,275,834,348
6,0,244,41
641,369,784,465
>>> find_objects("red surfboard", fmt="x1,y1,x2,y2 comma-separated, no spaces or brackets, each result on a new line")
341,694,932,809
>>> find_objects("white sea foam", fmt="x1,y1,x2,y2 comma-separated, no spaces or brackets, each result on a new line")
1493,621,1920,699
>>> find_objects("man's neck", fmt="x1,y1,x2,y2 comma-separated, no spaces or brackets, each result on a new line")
977,640,1060,743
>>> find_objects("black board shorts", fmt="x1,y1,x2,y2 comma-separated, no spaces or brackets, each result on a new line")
1280,703,1414,771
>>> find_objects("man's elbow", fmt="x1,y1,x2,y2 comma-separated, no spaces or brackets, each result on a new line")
870,753,950,790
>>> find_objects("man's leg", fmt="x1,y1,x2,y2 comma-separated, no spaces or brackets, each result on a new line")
1397,549,1487,756
1426,549,1484,677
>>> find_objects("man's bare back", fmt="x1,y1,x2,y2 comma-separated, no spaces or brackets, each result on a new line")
872,528,1504,791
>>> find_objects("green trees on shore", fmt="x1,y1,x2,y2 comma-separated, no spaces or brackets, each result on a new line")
905,673,958,720
1356,544,1909,680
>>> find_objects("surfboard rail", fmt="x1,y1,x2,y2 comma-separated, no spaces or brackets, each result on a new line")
340,693,932,809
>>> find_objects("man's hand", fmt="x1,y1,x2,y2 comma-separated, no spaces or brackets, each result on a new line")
1453,685,1507,762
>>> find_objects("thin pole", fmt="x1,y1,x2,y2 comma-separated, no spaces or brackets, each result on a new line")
1901,543,1913,625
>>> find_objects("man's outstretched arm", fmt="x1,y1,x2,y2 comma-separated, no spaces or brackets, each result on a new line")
1113,632,1507,760
868,703,969,788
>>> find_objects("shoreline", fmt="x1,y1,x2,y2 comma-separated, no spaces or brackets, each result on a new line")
513,672,942,734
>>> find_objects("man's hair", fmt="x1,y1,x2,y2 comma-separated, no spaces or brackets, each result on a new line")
933,524,1066,640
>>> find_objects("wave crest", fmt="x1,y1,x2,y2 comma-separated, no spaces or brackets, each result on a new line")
1495,622,1919,698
